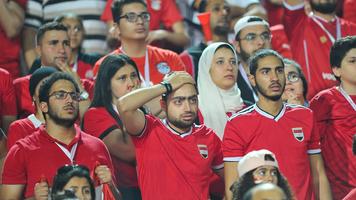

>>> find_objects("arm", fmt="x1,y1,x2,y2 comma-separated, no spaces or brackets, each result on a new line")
22,27,38,68
224,162,239,200
309,154,333,200
0,184,25,200
102,129,136,162
0,0,25,38
95,165,122,200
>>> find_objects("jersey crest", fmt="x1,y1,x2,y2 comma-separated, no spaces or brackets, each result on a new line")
292,127,304,142
197,144,208,159
156,62,171,74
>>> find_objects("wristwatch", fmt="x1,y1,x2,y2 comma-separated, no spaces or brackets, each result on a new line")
80,90,89,101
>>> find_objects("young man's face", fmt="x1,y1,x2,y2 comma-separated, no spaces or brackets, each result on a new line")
251,55,285,101
206,0,230,36
332,48,356,87
163,84,198,132
37,30,71,68
115,2,149,40
235,25,271,63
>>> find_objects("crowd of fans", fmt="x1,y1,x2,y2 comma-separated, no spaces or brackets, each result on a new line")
0,0,356,200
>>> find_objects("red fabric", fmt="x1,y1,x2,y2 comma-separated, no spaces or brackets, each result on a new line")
179,50,195,77
0,68,17,116
343,0,356,23
93,45,186,84
83,107,138,188
7,117,37,150
270,24,293,59
262,0,284,26
283,6,356,99
310,87,356,200
2,125,114,198
343,188,356,200
102,183,116,200
132,115,223,200
223,104,321,200
102,0,182,30
73,60,94,80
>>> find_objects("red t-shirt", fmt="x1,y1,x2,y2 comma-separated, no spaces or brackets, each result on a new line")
283,5,356,99
0,68,17,120
0,0,27,78
7,114,41,150
343,0,356,23
83,107,138,188
93,45,186,84
310,86,356,200
101,0,183,30
132,115,223,200
2,125,114,198
270,24,293,59
223,104,321,200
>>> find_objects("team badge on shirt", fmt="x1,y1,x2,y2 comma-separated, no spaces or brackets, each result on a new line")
292,127,304,142
156,62,171,74
197,144,208,159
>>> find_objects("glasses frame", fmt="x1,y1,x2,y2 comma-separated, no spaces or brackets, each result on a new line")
118,12,151,23
287,72,301,83
49,90,81,101
239,31,272,42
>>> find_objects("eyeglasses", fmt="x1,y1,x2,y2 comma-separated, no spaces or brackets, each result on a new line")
119,12,150,23
287,72,301,83
239,32,271,42
49,91,81,101
57,164,90,175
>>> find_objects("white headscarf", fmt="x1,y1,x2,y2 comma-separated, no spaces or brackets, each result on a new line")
198,42,244,140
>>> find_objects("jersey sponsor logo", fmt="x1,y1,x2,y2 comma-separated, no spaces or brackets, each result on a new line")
292,127,304,142
156,62,171,74
197,144,208,159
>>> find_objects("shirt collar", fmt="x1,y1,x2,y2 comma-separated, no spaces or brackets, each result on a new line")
162,118,193,138
27,114,42,128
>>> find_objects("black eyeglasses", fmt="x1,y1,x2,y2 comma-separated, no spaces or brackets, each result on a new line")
118,12,150,23
49,91,81,101
57,164,90,175
287,72,301,83
239,32,271,42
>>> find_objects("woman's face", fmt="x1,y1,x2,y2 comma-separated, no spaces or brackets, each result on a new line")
61,17,84,49
282,64,304,102
252,165,278,185
63,177,92,200
111,64,140,102
209,47,237,90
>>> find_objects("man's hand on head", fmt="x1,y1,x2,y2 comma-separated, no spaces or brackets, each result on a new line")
163,71,195,91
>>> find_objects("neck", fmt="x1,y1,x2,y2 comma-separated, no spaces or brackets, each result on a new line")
257,96,283,117
167,121,191,135
211,34,228,43
241,61,250,74
313,11,336,22
340,82,356,95
34,109,45,124
45,120,76,145
120,39,147,57
68,48,79,65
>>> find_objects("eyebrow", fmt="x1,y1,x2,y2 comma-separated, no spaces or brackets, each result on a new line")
171,95,197,100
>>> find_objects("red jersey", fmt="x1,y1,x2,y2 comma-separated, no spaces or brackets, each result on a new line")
0,0,27,78
7,114,42,150
283,4,356,99
0,68,17,122
223,103,321,200
93,45,186,84
83,107,138,188
343,0,356,23
132,115,224,200
2,125,114,198
270,24,293,59
310,86,356,200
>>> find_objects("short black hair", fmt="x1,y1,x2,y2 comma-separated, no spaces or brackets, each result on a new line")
283,58,308,100
36,22,68,45
38,72,80,103
111,0,147,23
248,49,284,76
330,36,356,82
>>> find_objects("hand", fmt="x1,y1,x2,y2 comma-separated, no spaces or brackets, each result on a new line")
163,71,195,91
145,30,168,44
282,89,304,105
95,165,112,184
34,181,49,200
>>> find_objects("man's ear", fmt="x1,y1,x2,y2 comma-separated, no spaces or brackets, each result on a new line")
36,45,42,57
160,98,167,111
39,101,49,113
331,66,341,79
249,74,256,87
113,22,121,37
234,40,241,54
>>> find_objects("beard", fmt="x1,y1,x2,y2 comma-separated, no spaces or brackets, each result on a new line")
238,47,253,63
167,112,196,131
213,22,230,36
310,1,337,14
47,105,78,128
255,81,285,102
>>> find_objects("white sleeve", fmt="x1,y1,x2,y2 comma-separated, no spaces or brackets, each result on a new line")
226,0,260,8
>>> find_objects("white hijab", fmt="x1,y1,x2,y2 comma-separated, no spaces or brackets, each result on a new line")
197,42,244,140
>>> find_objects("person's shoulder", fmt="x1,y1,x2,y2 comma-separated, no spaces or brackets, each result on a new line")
85,107,108,116
148,45,179,56
229,104,256,121
13,74,30,85
310,87,337,103
285,103,314,116
13,129,42,150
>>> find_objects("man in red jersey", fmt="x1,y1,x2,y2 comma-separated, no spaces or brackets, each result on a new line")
93,0,186,86
1,72,114,200
310,36,356,200
223,49,332,200
283,0,356,99
118,71,224,200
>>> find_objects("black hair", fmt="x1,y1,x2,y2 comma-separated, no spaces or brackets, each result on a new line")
230,170,294,200
36,22,68,45
283,58,308,100
248,49,284,76
29,67,58,98
111,0,147,23
90,54,140,123
330,36,356,82
51,165,95,200
38,72,80,103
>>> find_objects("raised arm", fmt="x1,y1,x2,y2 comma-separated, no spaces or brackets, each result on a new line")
0,184,25,200
309,154,333,200
118,71,195,136
0,0,25,38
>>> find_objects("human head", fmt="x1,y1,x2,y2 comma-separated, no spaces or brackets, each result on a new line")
234,16,271,64
111,0,149,40
309,0,337,14
283,58,308,102
249,49,285,101
204,0,231,37
91,54,140,108
36,22,71,68
30,67,58,99
54,13,85,50
39,72,80,127
242,183,287,200
51,164,95,200
330,36,356,82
